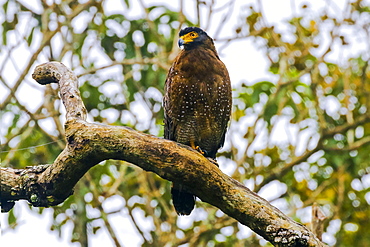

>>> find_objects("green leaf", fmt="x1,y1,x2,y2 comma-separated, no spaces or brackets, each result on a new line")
7,209,17,229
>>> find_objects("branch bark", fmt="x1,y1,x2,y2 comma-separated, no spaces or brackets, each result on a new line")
0,62,327,247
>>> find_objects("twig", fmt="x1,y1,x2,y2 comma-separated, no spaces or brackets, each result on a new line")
311,202,326,241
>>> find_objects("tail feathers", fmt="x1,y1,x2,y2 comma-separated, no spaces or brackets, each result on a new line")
171,186,195,215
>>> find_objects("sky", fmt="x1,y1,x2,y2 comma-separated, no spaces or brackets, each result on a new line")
0,0,351,246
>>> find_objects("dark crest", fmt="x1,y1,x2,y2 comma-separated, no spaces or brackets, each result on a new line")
179,27,207,37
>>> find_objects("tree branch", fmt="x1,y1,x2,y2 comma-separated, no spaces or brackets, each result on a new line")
0,62,327,247
311,202,326,241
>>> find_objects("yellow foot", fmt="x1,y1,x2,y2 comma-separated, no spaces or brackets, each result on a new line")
195,146,205,155
189,141,204,155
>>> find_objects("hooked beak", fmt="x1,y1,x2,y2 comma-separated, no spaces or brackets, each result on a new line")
178,38,185,48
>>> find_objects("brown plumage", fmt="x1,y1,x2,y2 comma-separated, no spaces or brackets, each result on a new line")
164,27,232,215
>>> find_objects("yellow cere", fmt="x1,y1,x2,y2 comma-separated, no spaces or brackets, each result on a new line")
179,31,199,44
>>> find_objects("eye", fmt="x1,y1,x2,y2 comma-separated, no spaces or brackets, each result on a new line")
190,32,196,37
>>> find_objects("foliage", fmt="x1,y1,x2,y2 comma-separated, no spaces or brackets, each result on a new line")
1,0,370,246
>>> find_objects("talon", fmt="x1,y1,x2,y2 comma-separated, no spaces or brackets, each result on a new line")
189,140,205,155
195,146,205,155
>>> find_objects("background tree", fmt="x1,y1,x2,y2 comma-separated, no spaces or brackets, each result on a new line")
1,0,369,246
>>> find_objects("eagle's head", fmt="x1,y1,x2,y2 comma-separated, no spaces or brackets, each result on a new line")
178,27,212,50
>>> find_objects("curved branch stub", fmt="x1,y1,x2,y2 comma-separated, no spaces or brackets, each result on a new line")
32,62,87,121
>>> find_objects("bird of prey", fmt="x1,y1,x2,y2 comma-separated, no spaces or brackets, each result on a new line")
163,27,232,215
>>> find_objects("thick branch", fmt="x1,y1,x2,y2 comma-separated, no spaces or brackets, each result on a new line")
0,62,326,247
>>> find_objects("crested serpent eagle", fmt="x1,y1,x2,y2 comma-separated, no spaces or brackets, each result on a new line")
163,27,232,215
